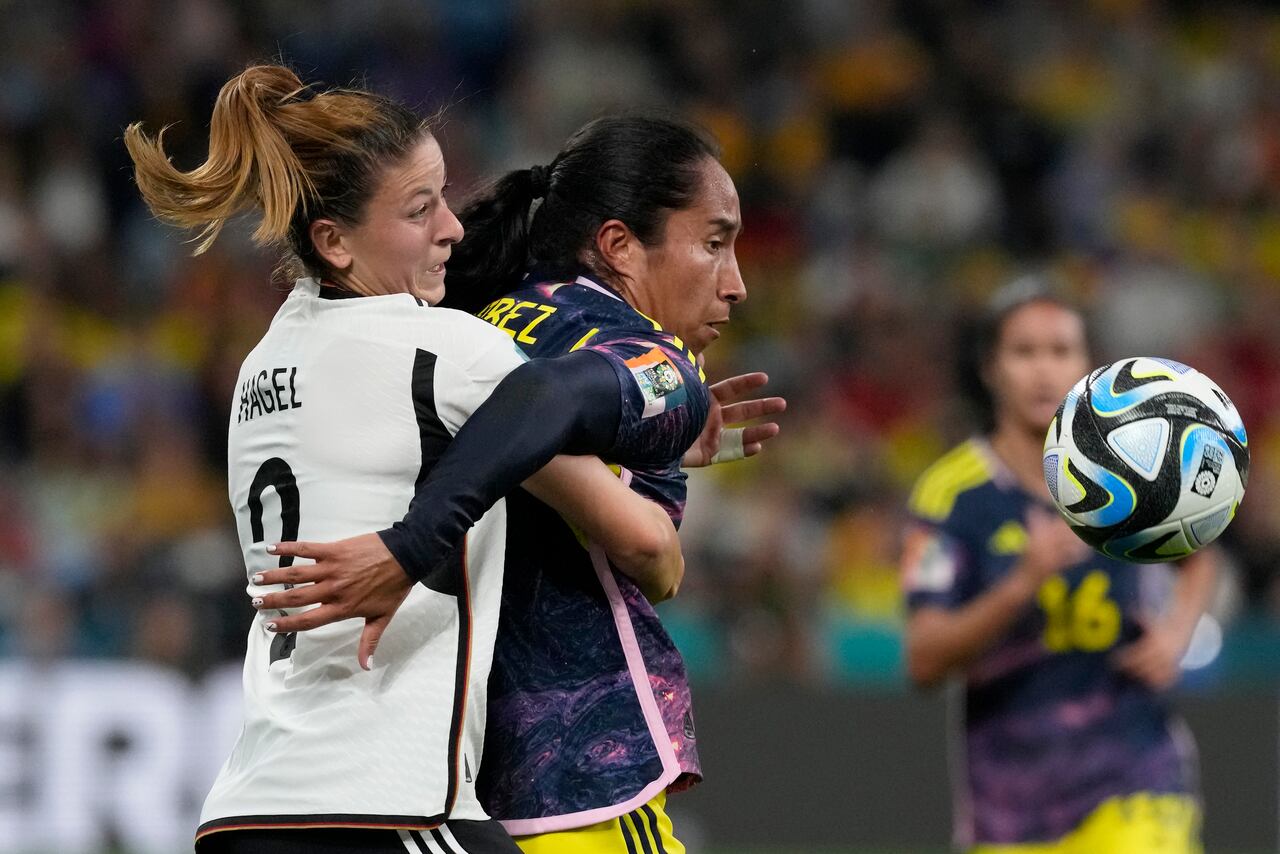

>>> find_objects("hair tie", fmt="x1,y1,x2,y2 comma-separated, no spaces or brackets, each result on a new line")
528,164,550,199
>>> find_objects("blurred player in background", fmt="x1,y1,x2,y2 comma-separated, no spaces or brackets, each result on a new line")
258,115,784,853
901,281,1216,853
128,64,689,853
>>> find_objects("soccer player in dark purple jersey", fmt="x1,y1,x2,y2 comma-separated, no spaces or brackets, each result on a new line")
901,281,1215,853
256,115,784,853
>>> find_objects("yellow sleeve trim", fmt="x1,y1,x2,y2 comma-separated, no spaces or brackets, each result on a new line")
569,327,600,351
908,443,993,522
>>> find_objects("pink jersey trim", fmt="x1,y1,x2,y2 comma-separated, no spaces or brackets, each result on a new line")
499,466,683,837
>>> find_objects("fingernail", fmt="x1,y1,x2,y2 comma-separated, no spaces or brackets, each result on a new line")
265,622,278,633
251,597,263,609
365,657,374,671
266,543,278,554
251,574,264,585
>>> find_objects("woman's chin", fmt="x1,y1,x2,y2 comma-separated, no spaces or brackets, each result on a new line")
414,281,445,306
1027,405,1059,434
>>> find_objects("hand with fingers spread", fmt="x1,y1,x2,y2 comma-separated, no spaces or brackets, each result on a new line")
682,371,786,468
252,533,412,671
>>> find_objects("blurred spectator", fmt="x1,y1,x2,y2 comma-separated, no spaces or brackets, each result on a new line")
869,116,1002,246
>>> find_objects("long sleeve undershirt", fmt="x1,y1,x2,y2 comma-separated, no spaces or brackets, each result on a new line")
378,349,622,581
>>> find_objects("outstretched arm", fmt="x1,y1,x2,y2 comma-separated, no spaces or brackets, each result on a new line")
254,349,689,667
376,350,623,581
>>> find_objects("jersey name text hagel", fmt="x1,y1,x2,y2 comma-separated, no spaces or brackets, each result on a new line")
236,366,302,424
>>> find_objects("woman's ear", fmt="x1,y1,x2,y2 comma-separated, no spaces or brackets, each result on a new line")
594,218,641,286
309,219,353,272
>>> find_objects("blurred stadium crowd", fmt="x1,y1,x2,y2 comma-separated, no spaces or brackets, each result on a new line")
2,0,1279,686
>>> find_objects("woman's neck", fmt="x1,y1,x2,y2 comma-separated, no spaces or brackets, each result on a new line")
321,271,387,298
596,271,652,318
988,420,1052,501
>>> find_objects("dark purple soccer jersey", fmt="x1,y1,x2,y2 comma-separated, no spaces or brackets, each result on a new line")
474,274,710,834
903,438,1197,847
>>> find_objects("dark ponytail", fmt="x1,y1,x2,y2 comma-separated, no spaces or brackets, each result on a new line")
442,113,720,314
442,168,543,312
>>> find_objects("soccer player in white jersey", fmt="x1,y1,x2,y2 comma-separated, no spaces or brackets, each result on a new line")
126,65,685,854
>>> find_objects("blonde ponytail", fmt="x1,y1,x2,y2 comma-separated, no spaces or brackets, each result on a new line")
126,66,313,253
125,64,422,263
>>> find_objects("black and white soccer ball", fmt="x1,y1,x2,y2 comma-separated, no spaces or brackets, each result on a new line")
1042,357,1249,563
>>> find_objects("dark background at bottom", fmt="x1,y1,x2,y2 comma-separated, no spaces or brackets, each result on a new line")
669,686,1278,852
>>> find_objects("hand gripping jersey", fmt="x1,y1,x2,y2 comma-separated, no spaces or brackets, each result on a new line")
199,279,527,839
902,438,1197,848
474,274,711,834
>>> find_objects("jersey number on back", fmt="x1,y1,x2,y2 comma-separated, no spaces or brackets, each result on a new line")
247,457,300,666
1038,570,1121,653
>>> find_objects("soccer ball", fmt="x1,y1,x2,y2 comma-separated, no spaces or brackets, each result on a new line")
1042,357,1249,562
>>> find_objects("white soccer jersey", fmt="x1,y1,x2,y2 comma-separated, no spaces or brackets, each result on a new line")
198,278,526,838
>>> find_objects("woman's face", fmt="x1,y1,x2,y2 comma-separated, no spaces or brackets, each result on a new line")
325,135,462,304
631,158,746,354
988,300,1090,434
